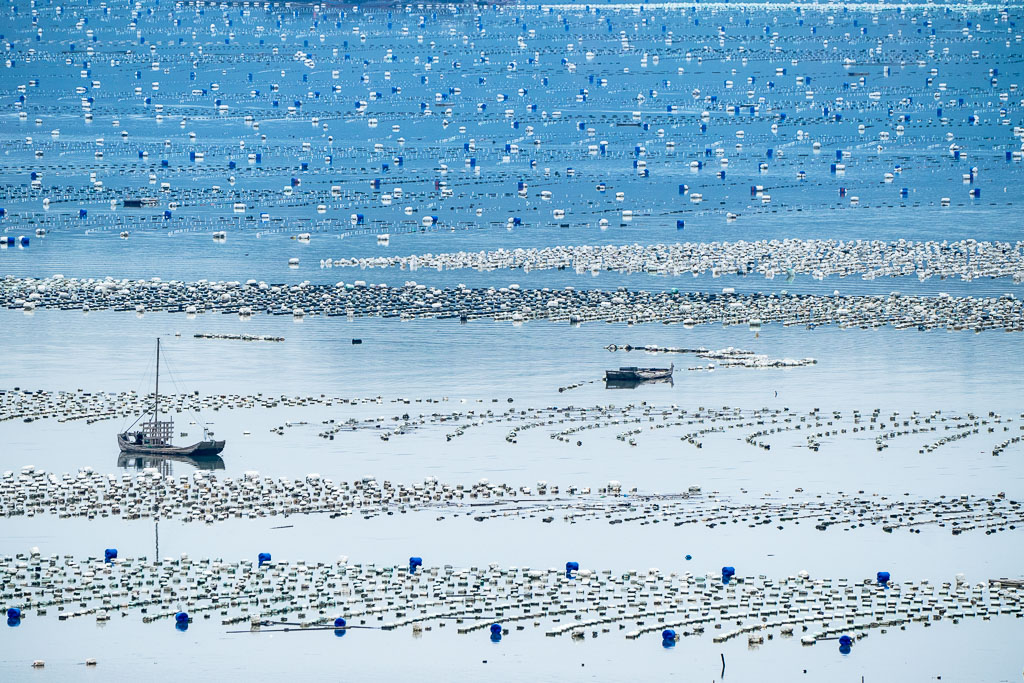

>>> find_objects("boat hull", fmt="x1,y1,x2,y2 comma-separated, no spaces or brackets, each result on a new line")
604,368,673,382
117,433,226,457
605,376,674,389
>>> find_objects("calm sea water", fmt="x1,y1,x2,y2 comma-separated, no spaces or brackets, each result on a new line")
2,0,1023,680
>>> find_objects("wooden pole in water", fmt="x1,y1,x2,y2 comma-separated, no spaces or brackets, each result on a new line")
721,653,726,678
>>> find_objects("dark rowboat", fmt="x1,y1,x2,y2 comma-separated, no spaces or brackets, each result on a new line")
117,338,226,458
605,363,674,382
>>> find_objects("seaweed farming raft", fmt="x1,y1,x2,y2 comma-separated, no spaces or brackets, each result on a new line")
2,552,1021,651
326,240,1024,282
2,468,1021,536
3,276,1022,332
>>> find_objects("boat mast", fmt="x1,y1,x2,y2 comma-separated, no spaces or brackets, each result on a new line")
154,338,160,426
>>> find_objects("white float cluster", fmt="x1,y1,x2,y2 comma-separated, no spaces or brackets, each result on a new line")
326,240,1024,282
3,276,1022,331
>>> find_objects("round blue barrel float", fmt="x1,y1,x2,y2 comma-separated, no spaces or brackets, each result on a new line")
334,617,347,637
722,566,736,579
20,236,30,246
876,571,890,586
104,548,117,563
838,634,853,654
409,556,423,574
565,561,579,578
257,552,271,568
490,623,502,642
662,628,676,648
175,611,189,631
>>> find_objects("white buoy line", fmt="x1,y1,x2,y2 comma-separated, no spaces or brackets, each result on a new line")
2,551,1021,651
2,276,1021,331
3,389,1022,458
2,467,1022,536
325,240,1024,283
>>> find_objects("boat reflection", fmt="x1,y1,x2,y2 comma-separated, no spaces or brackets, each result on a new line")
118,451,226,474
604,377,675,390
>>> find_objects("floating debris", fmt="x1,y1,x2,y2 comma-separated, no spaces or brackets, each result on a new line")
606,344,817,369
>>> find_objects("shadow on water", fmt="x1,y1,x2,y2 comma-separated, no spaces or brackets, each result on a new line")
604,377,674,390
118,451,226,474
